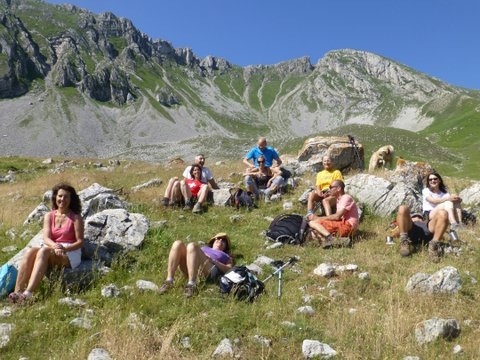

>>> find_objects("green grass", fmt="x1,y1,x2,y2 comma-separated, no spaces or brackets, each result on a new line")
0,159,479,359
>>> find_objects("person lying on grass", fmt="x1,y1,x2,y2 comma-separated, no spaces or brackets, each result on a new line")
158,232,233,298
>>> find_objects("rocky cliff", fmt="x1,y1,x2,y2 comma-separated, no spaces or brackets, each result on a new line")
0,0,479,162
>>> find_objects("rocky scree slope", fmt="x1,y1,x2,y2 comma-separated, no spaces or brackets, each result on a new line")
0,0,479,162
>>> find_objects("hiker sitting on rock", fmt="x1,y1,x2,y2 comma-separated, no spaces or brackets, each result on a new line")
396,204,450,262
180,164,210,214
158,232,233,298
422,172,462,231
162,154,219,207
307,180,359,248
9,183,84,304
307,155,343,217
243,155,285,202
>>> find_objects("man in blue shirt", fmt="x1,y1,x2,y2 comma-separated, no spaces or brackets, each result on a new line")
243,137,284,201
243,137,282,169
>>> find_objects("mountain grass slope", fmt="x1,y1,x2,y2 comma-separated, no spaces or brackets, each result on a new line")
0,158,479,359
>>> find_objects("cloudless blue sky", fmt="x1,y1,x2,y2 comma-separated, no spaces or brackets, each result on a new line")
46,0,480,89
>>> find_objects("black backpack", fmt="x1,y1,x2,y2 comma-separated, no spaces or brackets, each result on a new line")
225,188,255,209
265,213,309,244
219,266,265,302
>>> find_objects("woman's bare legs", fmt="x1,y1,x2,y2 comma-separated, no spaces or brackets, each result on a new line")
165,240,188,280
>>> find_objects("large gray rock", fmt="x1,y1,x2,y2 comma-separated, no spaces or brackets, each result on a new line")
302,339,337,358
406,266,462,294
459,182,480,206
297,136,364,173
83,209,149,264
345,174,422,216
79,183,128,217
415,317,460,344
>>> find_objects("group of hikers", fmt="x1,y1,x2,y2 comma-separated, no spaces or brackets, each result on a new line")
7,136,465,301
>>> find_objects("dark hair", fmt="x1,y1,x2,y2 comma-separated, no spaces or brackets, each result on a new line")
426,172,447,193
208,233,232,256
51,182,81,214
189,164,202,179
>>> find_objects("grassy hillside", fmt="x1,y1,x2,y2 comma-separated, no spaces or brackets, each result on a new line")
0,157,479,359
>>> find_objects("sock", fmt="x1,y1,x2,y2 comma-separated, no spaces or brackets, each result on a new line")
399,232,408,240
325,234,334,242
23,291,33,298
187,280,196,287
307,210,314,216
165,278,174,283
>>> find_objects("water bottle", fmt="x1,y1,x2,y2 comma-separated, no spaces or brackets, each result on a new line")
449,229,459,242
386,236,394,245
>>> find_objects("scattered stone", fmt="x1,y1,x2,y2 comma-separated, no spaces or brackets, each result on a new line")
415,317,460,345
229,214,244,223
58,297,86,307
403,357,420,360
131,178,163,192
5,228,16,240
0,307,13,318
406,266,462,294
254,255,275,267
246,263,263,275
281,321,296,328
212,338,234,358
313,263,336,278
283,201,293,210
296,306,315,316
358,272,370,280
150,220,168,229
302,339,337,359
215,161,225,166
452,344,463,354
329,289,342,298
87,347,112,360
42,158,53,164
303,295,313,304
348,308,358,315
1,245,17,253
101,284,121,298
181,336,191,349
335,264,358,273
0,323,15,349
70,317,92,329
136,280,159,292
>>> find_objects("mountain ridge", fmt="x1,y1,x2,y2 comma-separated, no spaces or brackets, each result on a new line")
1,0,479,168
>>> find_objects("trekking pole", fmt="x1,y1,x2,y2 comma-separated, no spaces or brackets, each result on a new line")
262,256,299,298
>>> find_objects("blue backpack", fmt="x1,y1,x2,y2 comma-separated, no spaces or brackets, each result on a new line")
0,263,17,298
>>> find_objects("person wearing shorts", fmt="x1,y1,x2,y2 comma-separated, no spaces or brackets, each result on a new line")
307,180,359,248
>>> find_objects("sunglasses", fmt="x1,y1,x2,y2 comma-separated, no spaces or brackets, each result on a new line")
257,160,265,163
428,177,439,182
215,237,227,243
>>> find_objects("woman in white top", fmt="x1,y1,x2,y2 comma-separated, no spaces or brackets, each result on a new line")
422,172,462,229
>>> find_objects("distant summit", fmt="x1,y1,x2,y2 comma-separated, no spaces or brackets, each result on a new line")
1,0,479,162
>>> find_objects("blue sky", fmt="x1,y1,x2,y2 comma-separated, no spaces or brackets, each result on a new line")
46,0,480,90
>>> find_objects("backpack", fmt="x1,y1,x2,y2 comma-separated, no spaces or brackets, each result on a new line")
225,188,255,209
219,266,265,302
0,263,17,298
279,166,293,180
265,213,309,244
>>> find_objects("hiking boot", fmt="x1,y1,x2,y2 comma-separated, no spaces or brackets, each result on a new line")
183,201,193,210
398,238,413,257
428,240,443,262
158,281,173,295
192,203,203,214
184,284,197,298
322,236,352,249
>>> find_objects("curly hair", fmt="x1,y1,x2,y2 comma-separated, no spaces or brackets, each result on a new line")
51,182,82,214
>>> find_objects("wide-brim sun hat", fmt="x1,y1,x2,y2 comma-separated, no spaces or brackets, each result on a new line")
208,232,231,251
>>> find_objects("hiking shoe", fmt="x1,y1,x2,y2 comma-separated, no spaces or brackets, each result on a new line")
398,238,413,257
158,281,173,295
183,201,193,210
428,240,443,262
322,236,352,249
184,284,197,298
192,203,203,213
